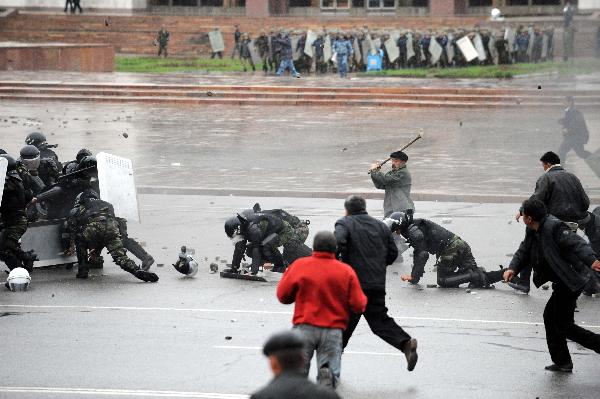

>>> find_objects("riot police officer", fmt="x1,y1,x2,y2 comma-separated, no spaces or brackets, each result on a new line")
25,132,59,165
18,145,59,194
224,211,292,275
66,189,158,282
0,154,38,271
385,212,505,288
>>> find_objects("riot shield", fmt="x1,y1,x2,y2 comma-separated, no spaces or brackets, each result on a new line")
372,38,381,56
96,152,140,222
361,35,371,63
406,33,415,60
541,34,549,59
291,35,301,61
457,36,478,62
385,37,399,63
473,33,487,62
0,157,6,205
488,34,498,64
504,27,515,52
248,39,261,65
324,34,332,61
353,38,361,63
428,37,443,65
209,30,225,53
21,219,78,268
446,34,455,62
304,30,317,58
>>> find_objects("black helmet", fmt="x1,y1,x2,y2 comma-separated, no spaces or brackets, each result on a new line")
81,188,100,200
20,145,40,159
224,216,241,238
0,154,17,171
0,149,6,155
76,149,92,163
25,132,48,148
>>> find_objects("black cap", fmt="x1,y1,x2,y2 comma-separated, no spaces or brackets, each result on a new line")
390,151,408,161
262,331,305,356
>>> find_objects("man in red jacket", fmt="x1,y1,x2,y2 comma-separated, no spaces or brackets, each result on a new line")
277,231,367,389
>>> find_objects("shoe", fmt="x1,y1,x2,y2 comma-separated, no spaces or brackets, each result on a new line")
76,266,89,279
545,363,573,372
317,366,334,389
295,74,301,78
402,338,418,371
222,267,239,274
134,269,159,283
508,277,531,294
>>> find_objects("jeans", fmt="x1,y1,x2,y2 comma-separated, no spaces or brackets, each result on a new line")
276,59,299,76
338,56,348,77
294,324,342,386
543,283,600,365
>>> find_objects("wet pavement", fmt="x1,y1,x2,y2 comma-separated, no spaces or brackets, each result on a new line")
1,195,599,399
1,98,599,198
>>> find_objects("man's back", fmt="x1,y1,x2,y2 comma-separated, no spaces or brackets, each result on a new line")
251,371,339,399
532,166,589,222
277,253,366,329
335,212,398,289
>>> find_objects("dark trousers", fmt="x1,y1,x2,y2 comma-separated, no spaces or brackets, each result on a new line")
543,283,600,365
558,138,591,162
343,288,411,351
211,51,223,59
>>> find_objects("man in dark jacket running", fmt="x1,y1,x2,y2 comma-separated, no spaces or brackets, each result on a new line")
504,199,600,372
334,195,418,371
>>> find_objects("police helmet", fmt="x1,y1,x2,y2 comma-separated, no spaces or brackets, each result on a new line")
384,211,408,232
6,267,31,292
0,154,17,172
76,149,93,163
173,247,199,277
25,132,48,148
224,216,241,238
75,189,100,205
19,145,41,171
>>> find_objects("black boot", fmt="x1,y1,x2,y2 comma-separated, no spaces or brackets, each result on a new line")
76,262,89,279
18,250,38,273
1,253,23,271
482,268,505,287
134,269,159,282
508,276,531,293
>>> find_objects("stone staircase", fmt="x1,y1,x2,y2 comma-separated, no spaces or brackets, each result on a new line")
2,80,599,108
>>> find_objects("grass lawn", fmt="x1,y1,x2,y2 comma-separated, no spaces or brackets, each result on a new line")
116,55,600,78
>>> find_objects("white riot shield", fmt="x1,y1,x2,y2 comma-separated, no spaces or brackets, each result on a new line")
446,34,455,62
96,152,140,222
361,36,371,62
0,157,6,205
291,36,301,61
488,34,498,64
504,27,515,52
391,30,400,43
208,30,225,53
372,38,381,56
324,35,332,62
353,38,361,63
541,34,549,59
385,38,399,63
428,37,443,65
304,30,317,57
406,33,415,60
527,27,534,58
473,33,487,62
249,40,261,65
457,36,478,62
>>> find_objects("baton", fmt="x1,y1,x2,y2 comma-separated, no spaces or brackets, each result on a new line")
368,130,424,175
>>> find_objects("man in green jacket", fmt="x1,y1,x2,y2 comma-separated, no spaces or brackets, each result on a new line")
370,150,414,218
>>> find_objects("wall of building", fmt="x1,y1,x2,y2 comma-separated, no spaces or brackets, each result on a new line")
0,0,147,9
579,0,600,10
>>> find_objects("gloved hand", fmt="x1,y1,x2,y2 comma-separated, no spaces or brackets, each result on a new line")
134,269,159,283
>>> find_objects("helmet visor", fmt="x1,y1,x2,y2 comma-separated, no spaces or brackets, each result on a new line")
21,156,40,171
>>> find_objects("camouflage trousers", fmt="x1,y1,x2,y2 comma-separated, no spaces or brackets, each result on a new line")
0,213,28,261
77,217,138,273
436,236,478,278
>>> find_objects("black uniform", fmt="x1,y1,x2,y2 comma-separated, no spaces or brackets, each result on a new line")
0,169,36,271
401,218,504,288
335,211,413,354
558,106,591,161
230,212,288,274
509,215,600,367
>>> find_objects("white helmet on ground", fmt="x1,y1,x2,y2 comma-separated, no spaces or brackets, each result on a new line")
6,267,31,292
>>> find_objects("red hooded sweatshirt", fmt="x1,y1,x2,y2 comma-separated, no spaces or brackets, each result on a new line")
277,251,367,330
